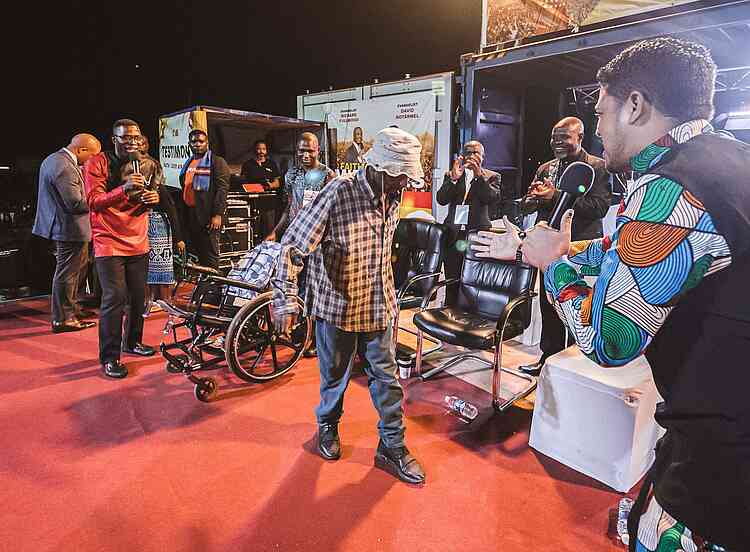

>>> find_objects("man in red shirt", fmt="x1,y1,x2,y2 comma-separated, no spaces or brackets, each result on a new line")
84,119,159,379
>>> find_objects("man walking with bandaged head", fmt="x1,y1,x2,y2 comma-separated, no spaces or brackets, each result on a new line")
272,127,426,485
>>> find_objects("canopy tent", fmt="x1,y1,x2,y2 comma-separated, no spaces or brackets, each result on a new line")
158,105,325,189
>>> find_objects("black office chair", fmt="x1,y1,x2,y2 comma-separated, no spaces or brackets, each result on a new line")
412,230,538,412
391,219,448,362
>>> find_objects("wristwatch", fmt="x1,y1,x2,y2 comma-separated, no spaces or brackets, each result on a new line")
516,230,526,264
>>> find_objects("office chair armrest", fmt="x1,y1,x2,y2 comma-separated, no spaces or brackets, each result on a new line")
420,278,460,310
495,292,537,334
397,271,442,302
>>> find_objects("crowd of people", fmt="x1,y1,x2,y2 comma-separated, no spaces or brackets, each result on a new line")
30,36,748,550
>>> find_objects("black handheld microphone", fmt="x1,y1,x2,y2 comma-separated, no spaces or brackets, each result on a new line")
128,151,142,175
548,161,595,230
127,152,155,215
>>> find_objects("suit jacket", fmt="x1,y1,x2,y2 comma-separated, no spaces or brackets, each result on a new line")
32,149,91,242
522,149,611,241
177,153,230,227
344,143,364,164
436,167,503,243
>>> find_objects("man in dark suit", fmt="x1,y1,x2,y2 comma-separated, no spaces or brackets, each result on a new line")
436,140,503,305
178,129,230,270
518,116,611,374
33,134,101,333
344,127,365,165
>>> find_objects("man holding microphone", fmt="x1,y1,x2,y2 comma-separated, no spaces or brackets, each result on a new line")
471,38,748,550
84,119,159,379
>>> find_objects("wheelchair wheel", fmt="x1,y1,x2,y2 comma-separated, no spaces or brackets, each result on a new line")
225,292,312,382
194,377,217,402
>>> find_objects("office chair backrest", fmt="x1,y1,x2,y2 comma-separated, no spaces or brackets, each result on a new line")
457,230,537,321
392,220,447,297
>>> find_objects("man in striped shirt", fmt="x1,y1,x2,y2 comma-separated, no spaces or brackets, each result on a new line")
272,128,426,485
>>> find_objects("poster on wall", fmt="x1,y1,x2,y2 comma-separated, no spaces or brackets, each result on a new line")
324,91,436,191
481,0,700,47
158,110,208,189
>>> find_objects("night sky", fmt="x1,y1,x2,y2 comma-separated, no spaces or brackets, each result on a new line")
10,1,482,165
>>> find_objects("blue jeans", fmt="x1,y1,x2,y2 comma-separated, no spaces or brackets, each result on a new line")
315,319,405,448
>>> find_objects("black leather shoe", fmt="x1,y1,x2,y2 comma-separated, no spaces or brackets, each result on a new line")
52,319,96,333
303,347,317,358
122,343,156,356
374,440,425,485
518,356,546,376
102,360,128,379
317,423,341,460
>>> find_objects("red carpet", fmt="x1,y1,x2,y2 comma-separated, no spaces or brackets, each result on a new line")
0,297,628,551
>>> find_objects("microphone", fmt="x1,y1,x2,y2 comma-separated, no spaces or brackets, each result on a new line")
547,161,595,230
127,151,142,175
127,152,155,216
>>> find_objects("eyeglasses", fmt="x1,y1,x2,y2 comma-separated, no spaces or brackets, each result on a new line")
114,135,141,143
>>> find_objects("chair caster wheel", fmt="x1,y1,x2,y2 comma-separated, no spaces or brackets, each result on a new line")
194,377,217,402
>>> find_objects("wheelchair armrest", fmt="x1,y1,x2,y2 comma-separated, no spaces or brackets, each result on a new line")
175,256,222,277
495,292,537,334
206,274,267,294
397,271,442,302
420,278,460,310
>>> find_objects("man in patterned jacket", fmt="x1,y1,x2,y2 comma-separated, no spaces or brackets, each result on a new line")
272,127,426,485
471,38,748,551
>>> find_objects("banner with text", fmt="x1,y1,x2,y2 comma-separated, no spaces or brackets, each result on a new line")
158,110,208,189
326,91,436,196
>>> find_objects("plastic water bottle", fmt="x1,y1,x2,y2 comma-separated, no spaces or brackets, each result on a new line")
396,356,412,379
444,395,479,421
616,497,634,546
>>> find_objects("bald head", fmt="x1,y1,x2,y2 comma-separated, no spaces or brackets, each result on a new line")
297,132,320,169
554,117,584,134
299,132,319,148
551,117,584,160
68,133,101,165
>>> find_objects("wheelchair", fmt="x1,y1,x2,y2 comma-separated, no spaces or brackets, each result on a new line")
156,257,312,402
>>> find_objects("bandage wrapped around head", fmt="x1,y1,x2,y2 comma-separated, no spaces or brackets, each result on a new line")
363,127,424,184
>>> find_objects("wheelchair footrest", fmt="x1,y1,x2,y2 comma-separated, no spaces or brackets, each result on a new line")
161,345,191,373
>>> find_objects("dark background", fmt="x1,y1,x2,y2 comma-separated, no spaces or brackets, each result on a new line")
0,1,483,295
7,0,482,166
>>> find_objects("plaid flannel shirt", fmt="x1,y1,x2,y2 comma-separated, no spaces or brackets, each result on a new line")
272,169,400,332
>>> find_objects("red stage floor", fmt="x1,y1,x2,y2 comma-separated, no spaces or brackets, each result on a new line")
0,297,628,551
